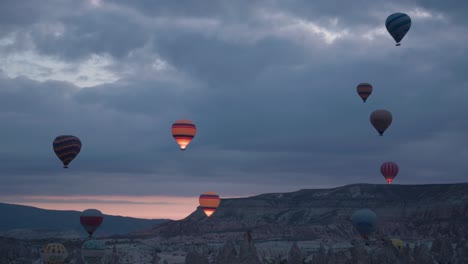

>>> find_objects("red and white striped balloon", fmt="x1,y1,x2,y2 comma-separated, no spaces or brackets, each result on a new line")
380,161,399,184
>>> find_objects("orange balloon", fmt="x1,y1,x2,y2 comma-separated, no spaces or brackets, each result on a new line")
199,192,221,217
171,120,197,150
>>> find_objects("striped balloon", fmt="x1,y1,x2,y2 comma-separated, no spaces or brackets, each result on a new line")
199,192,221,217
172,120,197,150
356,83,373,102
370,110,393,136
381,161,399,184
41,243,68,264
80,209,104,237
53,135,81,168
385,13,411,46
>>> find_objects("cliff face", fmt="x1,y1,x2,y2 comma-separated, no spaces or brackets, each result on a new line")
137,183,468,242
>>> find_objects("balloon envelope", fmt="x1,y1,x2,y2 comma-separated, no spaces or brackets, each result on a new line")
391,238,404,251
356,83,373,102
351,208,377,239
80,209,104,237
370,110,392,136
199,192,221,217
53,135,82,168
172,120,197,150
82,239,106,264
381,161,399,184
385,13,411,46
41,243,68,264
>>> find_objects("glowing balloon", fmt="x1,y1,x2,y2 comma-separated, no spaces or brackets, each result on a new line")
80,209,104,237
385,13,412,46
199,192,221,217
41,243,68,264
370,110,392,136
172,120,197,150
351,208,377,240
381,161,399,184
53,135,82,168
356,83,373,103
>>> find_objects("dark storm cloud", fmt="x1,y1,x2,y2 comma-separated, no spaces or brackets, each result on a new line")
0,0,467,198
0,0,79,29
31,11,150,61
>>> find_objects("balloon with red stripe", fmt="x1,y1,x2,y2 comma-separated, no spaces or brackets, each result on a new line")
199,192,221,217
171,120,197,151
80,209,104,237
380,161,399,184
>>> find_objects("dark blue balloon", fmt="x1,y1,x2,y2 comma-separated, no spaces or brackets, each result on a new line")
385,13,412,46
351,208,377,239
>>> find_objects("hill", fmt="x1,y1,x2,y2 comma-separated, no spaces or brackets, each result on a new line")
0,202,169,239
133,183,468,243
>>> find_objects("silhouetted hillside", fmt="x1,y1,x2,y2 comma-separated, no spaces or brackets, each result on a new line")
134,183,468,242
0,203,169,239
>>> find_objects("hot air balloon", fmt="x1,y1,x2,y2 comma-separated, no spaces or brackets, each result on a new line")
351,208,377,240
385,13,411,46
356,83,373,103
199,192,221,217
381,161,399,184
40,243,68,264
53,135,82,168
80,209,104,238
370,110,392,136
81,239,106,264
172,120,197,151
391,238,404,252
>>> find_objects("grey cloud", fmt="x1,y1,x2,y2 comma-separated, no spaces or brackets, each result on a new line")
414,0,468,23
0,0,467,199
31,12,150,61
109,0,260,20
0,0,80,29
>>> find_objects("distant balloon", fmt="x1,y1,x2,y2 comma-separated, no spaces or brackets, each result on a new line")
370,110,393,136
391,238,404,252
80,209,104,237
172,120,197,151
41,243,68,264
81,239,106,264
385,13,412,46
356,83,373,103
199,192,221,217
381,161,399,184
53,135,82,168
351,208,377,240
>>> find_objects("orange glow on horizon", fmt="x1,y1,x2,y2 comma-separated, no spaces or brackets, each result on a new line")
0,194,248,220
0,195,201,220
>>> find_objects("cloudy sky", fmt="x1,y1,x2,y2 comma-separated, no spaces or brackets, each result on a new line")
0,0,467,219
